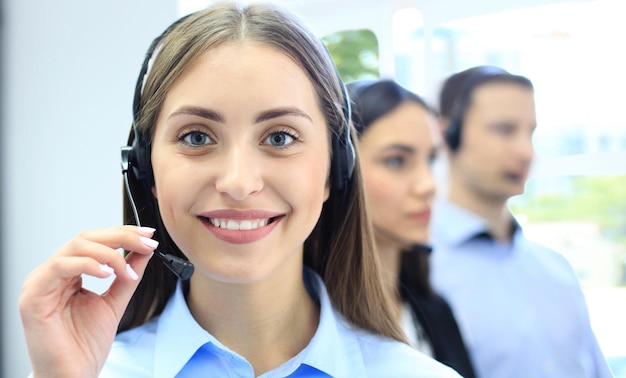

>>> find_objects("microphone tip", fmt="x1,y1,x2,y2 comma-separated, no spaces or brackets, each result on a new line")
156,251,194,280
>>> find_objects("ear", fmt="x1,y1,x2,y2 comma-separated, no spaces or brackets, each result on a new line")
323,182,330,202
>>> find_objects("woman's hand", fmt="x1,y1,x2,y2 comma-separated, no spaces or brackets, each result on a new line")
19,226,158,377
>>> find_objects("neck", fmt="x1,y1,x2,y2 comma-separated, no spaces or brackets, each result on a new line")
448,172,515,242
187,267,319,375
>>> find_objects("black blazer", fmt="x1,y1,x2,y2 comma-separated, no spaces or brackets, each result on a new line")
399,247,476,378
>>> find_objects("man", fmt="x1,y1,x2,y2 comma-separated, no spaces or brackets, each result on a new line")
430,65,612,378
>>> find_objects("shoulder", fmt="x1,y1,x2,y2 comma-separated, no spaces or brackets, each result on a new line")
351,329,462,377
518,234,582,284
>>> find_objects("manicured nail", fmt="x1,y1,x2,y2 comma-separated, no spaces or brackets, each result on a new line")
126,264,139,281
99,264,114,276
139,236,159,249
138,227,156,235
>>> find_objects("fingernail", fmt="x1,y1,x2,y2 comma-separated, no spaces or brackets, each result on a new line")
139,236,159,249
99,264,114,276
126,264,139,281
138,226,156,235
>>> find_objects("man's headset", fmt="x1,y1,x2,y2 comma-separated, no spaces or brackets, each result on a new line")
120,12,355,280
444,66,509,151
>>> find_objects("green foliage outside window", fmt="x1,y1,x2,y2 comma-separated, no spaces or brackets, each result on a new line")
323,29,380,83
510,175,626,244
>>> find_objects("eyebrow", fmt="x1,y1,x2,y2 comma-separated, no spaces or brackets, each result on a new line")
168,106,223,123
383,144,415,154
254,107,313,123
167,106,312,124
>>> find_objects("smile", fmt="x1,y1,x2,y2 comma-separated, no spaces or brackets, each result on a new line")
198,210,284,244
209,218,269,230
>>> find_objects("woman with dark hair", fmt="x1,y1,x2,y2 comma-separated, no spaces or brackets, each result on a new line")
18,3,461,377
348,79,476,378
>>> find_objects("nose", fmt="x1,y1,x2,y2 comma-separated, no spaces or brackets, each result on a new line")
517,132,535,164
214,145,263,201
410,163,436,200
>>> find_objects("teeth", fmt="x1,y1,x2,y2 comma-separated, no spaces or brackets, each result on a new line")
210,218,269,230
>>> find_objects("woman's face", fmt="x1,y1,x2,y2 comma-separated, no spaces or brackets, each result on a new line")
150,42,330,284
358,101,439,248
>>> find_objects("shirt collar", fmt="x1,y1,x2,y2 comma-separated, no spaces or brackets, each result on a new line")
433,199,489,246
153,280,212,378
153,268,366,377
433,199,521,246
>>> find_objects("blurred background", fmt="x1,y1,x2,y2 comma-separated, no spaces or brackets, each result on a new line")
2,0,624,376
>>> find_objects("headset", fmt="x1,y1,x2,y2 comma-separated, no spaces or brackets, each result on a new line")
120,12,355,280
444,66,509,151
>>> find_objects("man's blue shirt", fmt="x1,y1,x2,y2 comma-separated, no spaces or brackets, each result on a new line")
430,199,613,378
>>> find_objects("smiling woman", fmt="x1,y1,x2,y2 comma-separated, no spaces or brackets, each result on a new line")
17,2,461,377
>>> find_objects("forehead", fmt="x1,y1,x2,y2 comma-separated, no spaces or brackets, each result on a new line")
161,42,323,115
177,43,307,90
359,102,438,147
468,81,535,116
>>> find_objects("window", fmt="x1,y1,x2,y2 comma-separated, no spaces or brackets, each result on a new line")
392,0,626,369
323,29,379,82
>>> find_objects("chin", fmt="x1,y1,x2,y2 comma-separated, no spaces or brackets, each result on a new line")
508,185,527,198
204,268,274,285
403,232,429,247
190,255,275,284
492,181,526,200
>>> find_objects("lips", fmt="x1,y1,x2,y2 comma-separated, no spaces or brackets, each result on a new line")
503,169,528,182
407,210,431,224
198,209,284,244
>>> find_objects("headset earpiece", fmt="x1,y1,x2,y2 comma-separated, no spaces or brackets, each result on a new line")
330,80,356,192
445,116,462,152
127,126,154,188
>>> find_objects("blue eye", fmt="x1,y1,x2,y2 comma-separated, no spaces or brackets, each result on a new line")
384,156,405,169
264,131,296,147
180,131,212,146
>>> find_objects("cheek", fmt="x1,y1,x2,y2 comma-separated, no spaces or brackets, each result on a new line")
151,157,197,221
363,170,399,218
459,137,499,168
295,156,330,204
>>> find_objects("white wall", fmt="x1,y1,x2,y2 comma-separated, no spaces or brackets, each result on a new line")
0,1,177,376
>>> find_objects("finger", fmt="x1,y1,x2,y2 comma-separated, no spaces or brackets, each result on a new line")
76,237,156,281
102,251,154,317
61,226,159,258
55,229,159,279
20,255,116,318
22,255,118,293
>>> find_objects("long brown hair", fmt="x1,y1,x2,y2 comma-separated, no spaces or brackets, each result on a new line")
119,2,405,343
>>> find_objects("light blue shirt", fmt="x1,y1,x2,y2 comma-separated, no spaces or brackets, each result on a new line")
430,199,613,378
101,268,462,377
